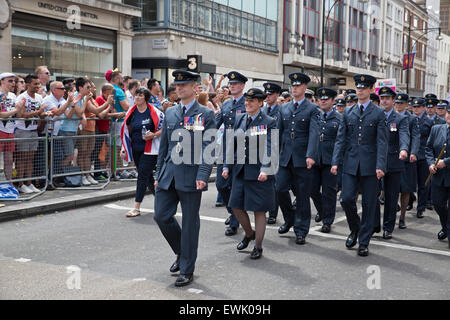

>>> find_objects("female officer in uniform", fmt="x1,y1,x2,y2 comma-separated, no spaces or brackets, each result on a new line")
425,104,450,248
222,88,277,259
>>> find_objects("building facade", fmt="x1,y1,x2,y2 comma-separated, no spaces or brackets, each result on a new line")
437,32,450,99
129,0,284,92
0,0,140,85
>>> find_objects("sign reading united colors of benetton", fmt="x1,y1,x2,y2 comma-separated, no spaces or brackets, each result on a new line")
37,2,98,19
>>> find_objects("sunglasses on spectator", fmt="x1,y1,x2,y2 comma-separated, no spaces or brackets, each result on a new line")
44,72,50,75
55,87,65,90
16,80,25,83
7,79,15,83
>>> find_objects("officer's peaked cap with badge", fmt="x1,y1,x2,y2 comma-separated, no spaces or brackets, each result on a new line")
412,98,425,107
425,98,439,107
354,74,377,88
437,99,449,109
425,93,437,99
244,88,266,100
346,93,358,102
305,88,315,97
379,86,396,97
335,98,346,106
172,70,200,84
227,71,248,83
395,93,409,103
263,82,281,95
345,89,356,94
289,72,311,85
370,93,380,103
317,87,337,100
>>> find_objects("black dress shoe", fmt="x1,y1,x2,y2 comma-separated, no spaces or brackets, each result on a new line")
406,204,413,211
346,231,358,248
379,196,385,205
225,226,237,236
383,230,392,240
237,232,256,250
438,230,448,241
175,274,193,287
250,247,263,259
321,224,331,233
416,210,424,219
357,245,369,257
215,202,226,207
295,235,306,245
292,199,297,209
315,213,322,223
224,216,230,225
399,219,407,229
267,217,276,225
170,255,180,273
426,204,434,211
397,204,401,212
278,223,292,234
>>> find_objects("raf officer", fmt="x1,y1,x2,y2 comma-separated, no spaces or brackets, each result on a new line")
395,93,420,229
331,74,388,257
153,70,216,287
215,71,248,236
425,104,450,248
370,93,380,106
222,88,277,259
436,100,448,121
411,98,433,219
310,88,342,233
374,87,410,239
335,97,346,115
262,82,282,225
276,72,319,245
346,94,358,108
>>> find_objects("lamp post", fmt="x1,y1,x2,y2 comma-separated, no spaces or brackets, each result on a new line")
406,26,441,94
320,0,369,88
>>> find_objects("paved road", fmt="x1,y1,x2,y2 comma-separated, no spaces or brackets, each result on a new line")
1,183,449,299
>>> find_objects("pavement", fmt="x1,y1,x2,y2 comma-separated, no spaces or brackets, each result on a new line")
0,181,449,300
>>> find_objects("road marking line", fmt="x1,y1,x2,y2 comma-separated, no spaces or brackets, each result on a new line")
187,288,204,294
104,204,450,258
132,278,147,282
15,258,31,263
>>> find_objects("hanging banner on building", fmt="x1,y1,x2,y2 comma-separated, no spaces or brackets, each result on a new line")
402,53,415,70
375,79,396,95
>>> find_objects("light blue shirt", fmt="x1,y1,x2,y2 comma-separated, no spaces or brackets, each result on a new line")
385,108,393,119
233,95,244,105
293,98,305,107
181,99,196,114
320,109,333,119
358,100,371,112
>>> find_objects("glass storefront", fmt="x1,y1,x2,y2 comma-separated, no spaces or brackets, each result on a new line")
12,26,114,87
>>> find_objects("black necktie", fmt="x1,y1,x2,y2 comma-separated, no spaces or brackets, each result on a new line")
323,112,327,120
360,104,364,115
267,106,271,114
246,116,253,130
233,99,237,105
182,105,186,115
294,102,299,111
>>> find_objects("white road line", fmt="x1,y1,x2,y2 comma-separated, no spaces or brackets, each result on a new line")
14,258,31,263
187,288,204,294
104,203,450,258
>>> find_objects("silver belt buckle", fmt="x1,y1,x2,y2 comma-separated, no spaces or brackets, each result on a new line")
358,139,362,145
320,134,324,142
290,132,295,139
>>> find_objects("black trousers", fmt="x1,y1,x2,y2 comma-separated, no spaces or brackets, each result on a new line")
132,150,157,203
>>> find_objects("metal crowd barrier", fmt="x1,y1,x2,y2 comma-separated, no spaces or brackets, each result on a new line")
48,118,111,190
0,116,151,201
0,118,47,201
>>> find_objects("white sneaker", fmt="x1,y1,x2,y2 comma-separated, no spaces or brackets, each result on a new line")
87,175,99,185
82,176,91,186
28,184,40,193
19,185,33,194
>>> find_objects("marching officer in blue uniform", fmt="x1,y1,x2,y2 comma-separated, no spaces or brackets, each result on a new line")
153,70,216,287
261,82,282,225
370,93,380,106
436,100,448,121
425,104,450,248
215,71,248,236
331,74,388,257
276,72,319,245
346,93,358,108
395,93,420,229
222,88,277,259
411,98,434,219
310,88,342,233
335,97,346,115
425,94,444,126
373,87,410,239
